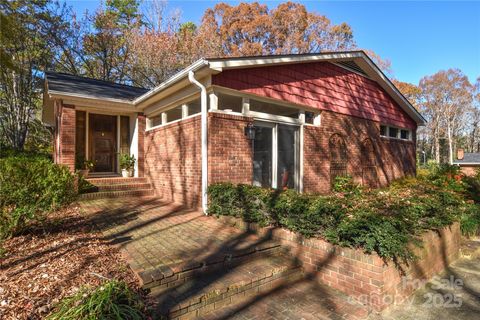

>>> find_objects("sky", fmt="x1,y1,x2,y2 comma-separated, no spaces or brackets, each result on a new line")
65,0,480,85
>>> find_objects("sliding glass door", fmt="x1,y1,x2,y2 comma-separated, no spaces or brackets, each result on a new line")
252,122,300,190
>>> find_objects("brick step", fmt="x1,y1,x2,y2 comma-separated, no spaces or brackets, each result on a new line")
95,182,152,192
79,188,154,200
138,240,286,290
149,253,303,320
85,177,148,185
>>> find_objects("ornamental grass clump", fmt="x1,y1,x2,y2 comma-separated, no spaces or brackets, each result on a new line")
47,280,144,320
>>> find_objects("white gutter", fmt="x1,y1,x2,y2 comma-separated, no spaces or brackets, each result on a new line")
188,70,208,214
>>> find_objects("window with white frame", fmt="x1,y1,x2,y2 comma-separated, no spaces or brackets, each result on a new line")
380,124,412,141
188,100,201,115
249,99,299,119
217,93,243,113
211,91,320,126
147,97,201,129
165,106,183,123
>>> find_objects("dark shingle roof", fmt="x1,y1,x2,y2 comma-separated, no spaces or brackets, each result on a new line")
454,153,480,165
45,72,148,101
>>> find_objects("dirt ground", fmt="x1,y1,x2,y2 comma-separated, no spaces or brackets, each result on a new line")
0,205,143,320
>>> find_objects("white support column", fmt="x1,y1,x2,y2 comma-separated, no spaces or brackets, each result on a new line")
209,92,218,110
182,104,189,118
272,124,278,189
161,112,167,125
299,125,304,193
298,110,305,124
85,111,89,160
130,114,139,177
116,115,121,173
242,97,250,115
314,112,322,126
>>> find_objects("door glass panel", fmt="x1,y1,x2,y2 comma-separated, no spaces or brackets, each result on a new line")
120,116,130,155
253,126,273,188
277,125,298,190
75,111,86,169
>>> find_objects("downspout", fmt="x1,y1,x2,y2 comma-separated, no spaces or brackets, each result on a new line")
188,71,208,214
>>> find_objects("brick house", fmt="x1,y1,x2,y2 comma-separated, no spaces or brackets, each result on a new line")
454,149,480,176
42,51,426,210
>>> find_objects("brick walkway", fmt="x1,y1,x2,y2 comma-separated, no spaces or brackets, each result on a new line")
201,280,368,320
79,196,368,319
79,197,277,275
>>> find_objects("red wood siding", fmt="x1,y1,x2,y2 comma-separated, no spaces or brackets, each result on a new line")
212,62,417,130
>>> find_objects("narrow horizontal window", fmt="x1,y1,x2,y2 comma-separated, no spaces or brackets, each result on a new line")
388,127,398,138
150,115,162,127
380,124,411,141
305,111,316,124
380,125,387,137
165,106,183,123
250,99,299,118
188,99,201,115
217,93,243,113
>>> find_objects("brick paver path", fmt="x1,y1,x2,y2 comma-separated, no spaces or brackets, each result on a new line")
79,196,368,319
201,280,368,320
79,197,271,274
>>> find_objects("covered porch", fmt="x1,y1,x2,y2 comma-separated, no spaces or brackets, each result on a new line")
42,72,149,176
75,111,134,175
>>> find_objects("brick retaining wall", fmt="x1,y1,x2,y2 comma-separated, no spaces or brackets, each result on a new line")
218,216,461,312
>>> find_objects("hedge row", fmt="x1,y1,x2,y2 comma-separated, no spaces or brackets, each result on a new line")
208,166,480,264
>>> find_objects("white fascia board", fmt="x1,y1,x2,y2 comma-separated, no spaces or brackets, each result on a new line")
353,53,427,126
49,91,134,107
207,52,364,70
48,92,136,112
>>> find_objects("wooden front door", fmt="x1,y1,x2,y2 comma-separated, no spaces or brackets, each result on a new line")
90,114,117,172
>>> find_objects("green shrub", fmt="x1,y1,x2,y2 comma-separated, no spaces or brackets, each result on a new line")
464,175,480,203
460,204,480,237
207,183,273,226
208,172,480,264
325,212,415,263
272,190,315,235
0,154,76,238
332,175,363,195
47,280,144,320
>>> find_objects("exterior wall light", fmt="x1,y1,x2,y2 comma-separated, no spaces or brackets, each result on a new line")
244,123,256,140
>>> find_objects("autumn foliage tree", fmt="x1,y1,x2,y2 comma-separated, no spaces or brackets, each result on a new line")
195,1,355,56
127,1,357,87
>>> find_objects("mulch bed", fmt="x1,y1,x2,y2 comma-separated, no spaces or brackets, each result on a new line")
0,204,144,319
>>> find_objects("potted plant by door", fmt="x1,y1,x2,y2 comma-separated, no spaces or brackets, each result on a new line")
77,159,95,178
120,154,136,177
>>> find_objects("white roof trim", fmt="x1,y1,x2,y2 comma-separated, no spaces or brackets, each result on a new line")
133,59,209,105
49,90,134,105
207,52,364,70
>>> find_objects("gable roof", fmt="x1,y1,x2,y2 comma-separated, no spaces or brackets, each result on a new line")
45,72,148,101
133,51,426,125
453,153,480,165
43,51,426,126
